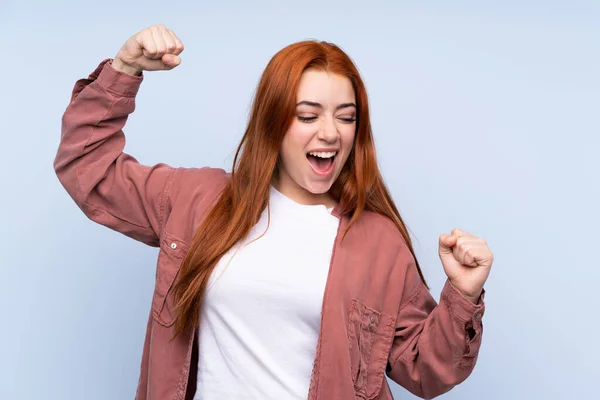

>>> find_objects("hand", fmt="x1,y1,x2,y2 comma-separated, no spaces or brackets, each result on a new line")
111,24,185,76
438,228,493,301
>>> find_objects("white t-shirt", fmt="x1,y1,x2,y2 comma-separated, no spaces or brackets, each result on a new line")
193,185,340,400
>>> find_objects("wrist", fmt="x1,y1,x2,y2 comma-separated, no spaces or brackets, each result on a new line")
110,57,142,77
463,293,481,304
449,280,482,304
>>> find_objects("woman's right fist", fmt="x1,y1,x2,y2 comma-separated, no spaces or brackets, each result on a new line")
111,24,184,76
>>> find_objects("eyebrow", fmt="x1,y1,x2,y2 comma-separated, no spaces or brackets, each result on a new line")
296,100,356,111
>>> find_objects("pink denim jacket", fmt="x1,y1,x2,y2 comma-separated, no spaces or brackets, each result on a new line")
54,59,486,400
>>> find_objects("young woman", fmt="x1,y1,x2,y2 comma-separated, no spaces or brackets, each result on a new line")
54,24,493,400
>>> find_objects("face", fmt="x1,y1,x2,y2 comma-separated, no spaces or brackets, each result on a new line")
276,69,356,206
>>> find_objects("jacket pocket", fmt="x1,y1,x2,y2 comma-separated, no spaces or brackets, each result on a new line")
348,298,395,400
152,232,190,327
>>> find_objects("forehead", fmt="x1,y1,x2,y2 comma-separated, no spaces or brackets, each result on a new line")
296,69,355,104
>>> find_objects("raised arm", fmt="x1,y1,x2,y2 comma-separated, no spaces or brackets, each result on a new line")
53,25,185,246
386,236,489,399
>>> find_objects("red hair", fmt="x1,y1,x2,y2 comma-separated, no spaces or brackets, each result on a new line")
171,40,427,338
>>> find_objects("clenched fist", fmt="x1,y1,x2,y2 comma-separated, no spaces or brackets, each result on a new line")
438,228,493,303
111,24,185,76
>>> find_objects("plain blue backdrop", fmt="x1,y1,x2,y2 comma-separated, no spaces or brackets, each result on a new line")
1,1,598,399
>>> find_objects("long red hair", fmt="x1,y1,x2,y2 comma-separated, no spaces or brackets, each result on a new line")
171,40,427,338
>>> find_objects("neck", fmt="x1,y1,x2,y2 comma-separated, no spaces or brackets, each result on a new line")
271,176,336,209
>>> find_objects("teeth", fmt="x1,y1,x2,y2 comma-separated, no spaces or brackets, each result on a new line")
308,151,337,158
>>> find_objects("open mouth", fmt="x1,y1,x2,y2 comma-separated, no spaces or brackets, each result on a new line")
306,151,337,175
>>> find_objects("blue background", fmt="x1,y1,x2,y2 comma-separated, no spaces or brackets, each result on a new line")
1,1,598,398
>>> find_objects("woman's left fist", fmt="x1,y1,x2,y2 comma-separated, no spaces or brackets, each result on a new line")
438,228,494,301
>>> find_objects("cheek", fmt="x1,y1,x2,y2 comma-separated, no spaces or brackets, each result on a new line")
282,124,314,155
280,124,313,165
340,126,356,156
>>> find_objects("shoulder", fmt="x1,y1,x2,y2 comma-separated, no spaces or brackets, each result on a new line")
352,208,408,249
160,166,231,242
175,165,230,183
350,208,417,272
170,166,230,199
167,166,231,221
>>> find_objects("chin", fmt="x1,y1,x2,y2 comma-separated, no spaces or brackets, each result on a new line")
302,179,334,194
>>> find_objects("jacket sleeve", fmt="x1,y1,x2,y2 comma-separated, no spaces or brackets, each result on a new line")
386,243,486,399
53,58,176,247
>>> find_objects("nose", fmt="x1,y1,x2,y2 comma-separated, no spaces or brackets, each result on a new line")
317,117,339,143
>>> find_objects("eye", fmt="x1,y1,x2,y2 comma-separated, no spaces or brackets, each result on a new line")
338,117,356,123
297,116,317,122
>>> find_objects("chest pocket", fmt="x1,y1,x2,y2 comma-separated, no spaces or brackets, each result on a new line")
152,233,190,327
348,298,395,400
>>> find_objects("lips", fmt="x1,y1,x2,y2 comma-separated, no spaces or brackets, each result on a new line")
307,153,336,176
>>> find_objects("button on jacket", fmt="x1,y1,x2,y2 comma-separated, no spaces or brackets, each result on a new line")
54,59,486,400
